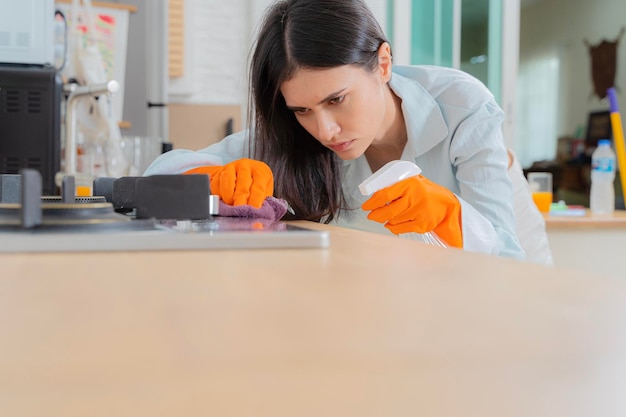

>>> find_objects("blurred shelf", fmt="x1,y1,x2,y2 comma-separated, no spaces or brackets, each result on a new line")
55,0,137,13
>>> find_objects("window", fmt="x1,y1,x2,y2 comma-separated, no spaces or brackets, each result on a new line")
515,53,560,167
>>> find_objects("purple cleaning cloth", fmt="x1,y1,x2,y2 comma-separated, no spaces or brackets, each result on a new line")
217,196,289,220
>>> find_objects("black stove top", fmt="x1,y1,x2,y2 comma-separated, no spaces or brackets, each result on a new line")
0,170,329,252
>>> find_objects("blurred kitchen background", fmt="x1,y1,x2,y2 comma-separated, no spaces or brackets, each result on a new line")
1,0,625,203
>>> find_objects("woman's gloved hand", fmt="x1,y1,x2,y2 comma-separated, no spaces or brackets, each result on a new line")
184,158,274,209
361,175,463,248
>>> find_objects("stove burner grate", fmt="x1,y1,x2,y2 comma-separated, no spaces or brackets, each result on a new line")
41,195,107,204
0,201,136,227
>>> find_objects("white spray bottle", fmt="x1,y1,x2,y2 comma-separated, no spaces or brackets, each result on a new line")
359,160,448,247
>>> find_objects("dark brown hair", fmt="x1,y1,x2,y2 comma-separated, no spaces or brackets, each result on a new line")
249,0,389,222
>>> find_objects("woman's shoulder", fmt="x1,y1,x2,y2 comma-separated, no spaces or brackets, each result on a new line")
143,130,251,175
392,65,482,85
392,65,495,108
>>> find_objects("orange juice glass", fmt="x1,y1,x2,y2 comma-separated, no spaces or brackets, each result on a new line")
527,172,553,213
531,191,553,213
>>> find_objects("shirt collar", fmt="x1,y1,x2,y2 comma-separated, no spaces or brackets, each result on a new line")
388,68,449,159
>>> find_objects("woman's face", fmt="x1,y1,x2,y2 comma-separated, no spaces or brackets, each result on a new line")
280,51,394,160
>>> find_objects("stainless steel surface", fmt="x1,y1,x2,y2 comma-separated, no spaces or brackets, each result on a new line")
209,194,219,216
0,217,329,253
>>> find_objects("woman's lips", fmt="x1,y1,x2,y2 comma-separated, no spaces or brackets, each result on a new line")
328,139,355,152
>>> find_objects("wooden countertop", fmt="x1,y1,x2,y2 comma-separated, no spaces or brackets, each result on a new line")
544,209,626,228
2,221,626,416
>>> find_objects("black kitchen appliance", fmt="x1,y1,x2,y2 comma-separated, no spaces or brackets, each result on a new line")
0,171,329,253
0,64,62,195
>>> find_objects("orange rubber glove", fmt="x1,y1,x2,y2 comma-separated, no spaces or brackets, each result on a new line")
184,158,274,209
361,175,463,248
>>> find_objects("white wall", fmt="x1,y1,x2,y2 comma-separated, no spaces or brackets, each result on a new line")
520,0,626,137
169,0,387,114
169,0,252,105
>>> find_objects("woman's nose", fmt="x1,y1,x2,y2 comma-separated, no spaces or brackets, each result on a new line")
316,114,340,143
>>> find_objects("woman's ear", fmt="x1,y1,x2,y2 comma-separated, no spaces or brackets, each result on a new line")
377,42,393,82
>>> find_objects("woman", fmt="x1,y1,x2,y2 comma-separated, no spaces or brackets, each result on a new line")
145,0,526,260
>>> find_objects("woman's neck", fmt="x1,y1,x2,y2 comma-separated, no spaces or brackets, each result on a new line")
365,88,407,172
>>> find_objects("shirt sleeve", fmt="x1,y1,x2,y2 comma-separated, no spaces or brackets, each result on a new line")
143,131,250,175
449,101,526,260
508,152,554,265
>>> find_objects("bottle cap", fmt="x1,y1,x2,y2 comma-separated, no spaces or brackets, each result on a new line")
598,139,611,146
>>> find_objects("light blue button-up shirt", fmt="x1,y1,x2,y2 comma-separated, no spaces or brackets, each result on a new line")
145,66,525,260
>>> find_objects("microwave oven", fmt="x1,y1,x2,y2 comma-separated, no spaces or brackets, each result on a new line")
0,0,55,66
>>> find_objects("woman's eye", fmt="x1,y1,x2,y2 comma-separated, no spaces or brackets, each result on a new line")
328,96,345,105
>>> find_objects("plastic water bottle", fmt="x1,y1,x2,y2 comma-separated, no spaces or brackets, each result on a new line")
590,139,616,214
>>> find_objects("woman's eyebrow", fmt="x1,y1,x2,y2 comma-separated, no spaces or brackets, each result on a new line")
317,88,347,104
286,104,307,112
285,88,347,111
